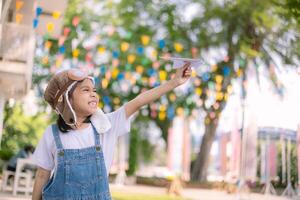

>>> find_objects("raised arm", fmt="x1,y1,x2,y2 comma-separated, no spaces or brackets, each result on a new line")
125,63,192,118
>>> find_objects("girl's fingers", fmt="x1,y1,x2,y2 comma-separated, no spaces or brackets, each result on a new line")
183,71,192,77
181,63,192,78
184,69,192,74
183,62,191,68
182,64,191,74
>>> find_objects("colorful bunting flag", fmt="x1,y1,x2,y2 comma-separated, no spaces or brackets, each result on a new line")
72,16,80,27
46,22,54,32
16,0,24,11
36,7,43,16
141,35,150,45
15,13,23,24
174,42,183,52
52,11,61,19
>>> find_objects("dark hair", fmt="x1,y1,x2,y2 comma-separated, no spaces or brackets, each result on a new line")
24,145,34,153
56,80,91,133
57,115,91,133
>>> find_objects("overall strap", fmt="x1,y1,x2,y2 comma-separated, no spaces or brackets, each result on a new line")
91,123,101,147
51,124,64,150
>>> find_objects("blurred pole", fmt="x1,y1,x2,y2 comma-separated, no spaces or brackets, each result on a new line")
281,137,296,197
262,135,277,195
281,134,286,184
220,133,228,177
167,127,173,170
115,135,127,185
297,125,300,194
237,64,249,200
168,116,184,175
182,118,190,181
260,141,266,184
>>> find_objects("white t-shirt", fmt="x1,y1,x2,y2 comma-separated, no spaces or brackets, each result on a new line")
32,106,131,175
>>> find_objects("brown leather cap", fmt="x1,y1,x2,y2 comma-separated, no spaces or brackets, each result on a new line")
44,69,88,125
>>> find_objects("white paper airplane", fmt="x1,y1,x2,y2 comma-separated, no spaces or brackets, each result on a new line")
160,56,204,69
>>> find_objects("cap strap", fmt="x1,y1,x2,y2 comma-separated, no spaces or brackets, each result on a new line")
53,80,76,109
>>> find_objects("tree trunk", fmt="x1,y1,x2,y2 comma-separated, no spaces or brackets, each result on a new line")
191,119,218,182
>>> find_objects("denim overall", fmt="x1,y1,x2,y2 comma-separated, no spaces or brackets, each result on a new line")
42,124,111,200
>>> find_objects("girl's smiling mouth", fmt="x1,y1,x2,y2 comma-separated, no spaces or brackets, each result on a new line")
88,100,98,107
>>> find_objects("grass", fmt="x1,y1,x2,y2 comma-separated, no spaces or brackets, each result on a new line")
111,192,187,200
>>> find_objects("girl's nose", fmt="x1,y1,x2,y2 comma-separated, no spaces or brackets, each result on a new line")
91,92,99,100
90,91,96,97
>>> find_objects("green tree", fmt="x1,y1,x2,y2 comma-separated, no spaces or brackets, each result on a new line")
1,102,49,160
188,0,299,181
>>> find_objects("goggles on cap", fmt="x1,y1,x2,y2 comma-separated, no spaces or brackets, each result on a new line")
67,68,88,81
53,69,89,109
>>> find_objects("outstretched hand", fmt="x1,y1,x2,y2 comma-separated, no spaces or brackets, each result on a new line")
173,62,192,86
124,62,192,119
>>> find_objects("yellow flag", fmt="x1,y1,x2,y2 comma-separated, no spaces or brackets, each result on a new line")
97,47,105,54
52,11,61,19
176,107,184,116
174,42,183,52
121,42,129,52
141,35,150,45
127,54,136,64
102,79,109,89
159,70,167,81
195,88,202,96
159,105,167,112
125,72,131,80
169,93,176,102
216,92,224,101
227,85,233,94
42,56,49,65
72,49,80,58
159,111,166,120
191,71,197,78
113,97,120,105
215,75,223,84
151,49,157,60
205,118,210,124
136,65,144,74
237,69,242,77
45,41,52,49
112,68,119,79
15,13,23,24
16,0,24,11
55,59,62,67
46,22,55,32
211,64,217,72
215,84,222,91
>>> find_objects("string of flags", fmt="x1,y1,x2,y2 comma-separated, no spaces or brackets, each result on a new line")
32,10,241,121
32,6,62,31
37,34,236,121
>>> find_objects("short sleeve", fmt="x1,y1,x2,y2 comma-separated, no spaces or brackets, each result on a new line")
106,105,132,137
31,126,55,171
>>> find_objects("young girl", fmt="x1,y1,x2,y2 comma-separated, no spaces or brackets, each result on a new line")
32,62,192,200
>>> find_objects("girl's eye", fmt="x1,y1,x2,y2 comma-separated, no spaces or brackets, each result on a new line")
93,90,97,93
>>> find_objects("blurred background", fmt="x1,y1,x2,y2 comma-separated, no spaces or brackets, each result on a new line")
0,0,299,199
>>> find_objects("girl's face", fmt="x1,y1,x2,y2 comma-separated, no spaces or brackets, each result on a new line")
71,79,99,118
